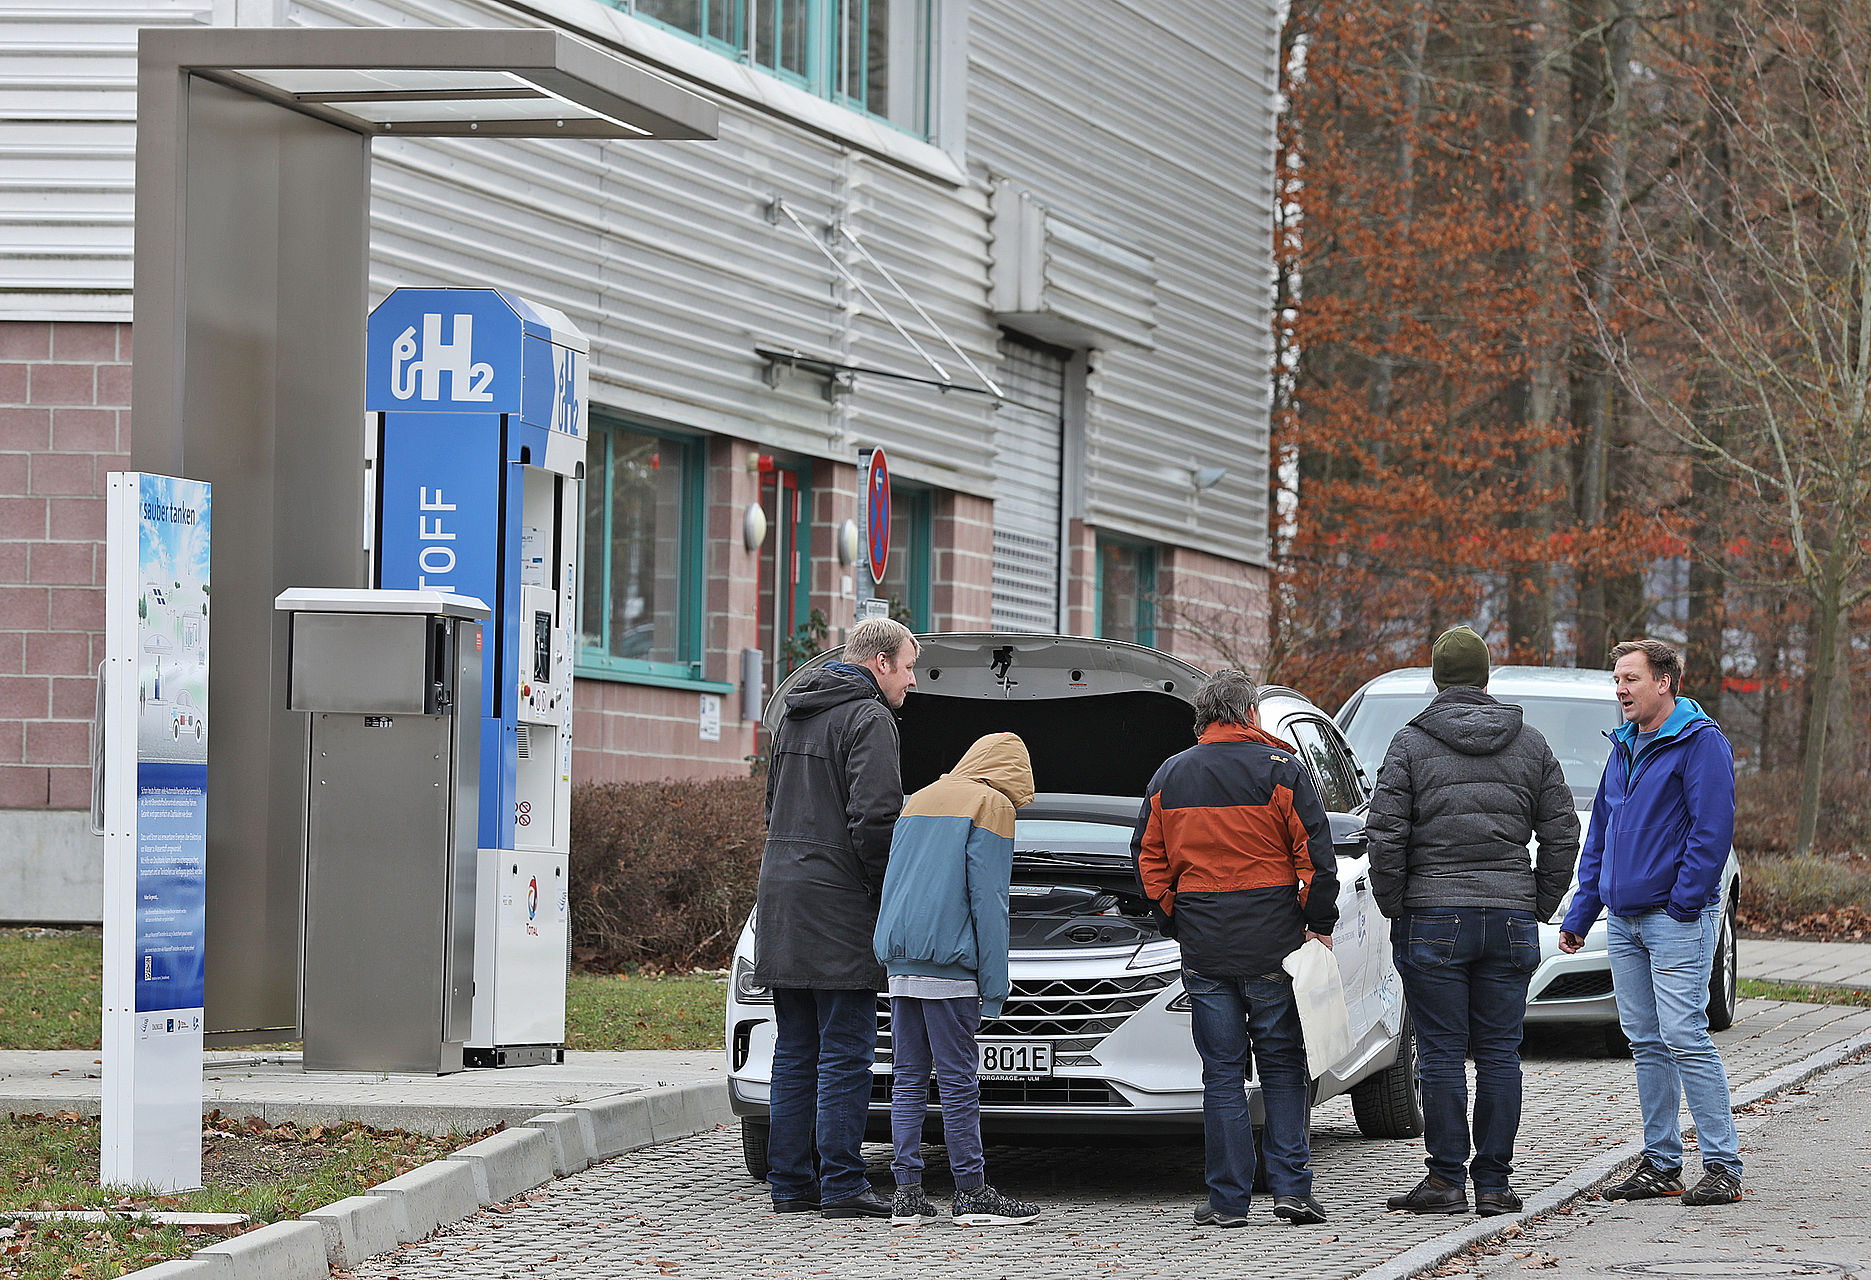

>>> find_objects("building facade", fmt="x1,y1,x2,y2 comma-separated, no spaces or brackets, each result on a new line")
0,0,1276,918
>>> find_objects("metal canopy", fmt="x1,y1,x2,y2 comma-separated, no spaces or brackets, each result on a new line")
130,28,716,1045
140,26,717,138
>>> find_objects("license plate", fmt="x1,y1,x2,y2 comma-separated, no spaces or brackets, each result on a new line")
977,1040,1051,1079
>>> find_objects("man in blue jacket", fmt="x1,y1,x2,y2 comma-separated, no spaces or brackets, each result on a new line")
1560,638,1741,1206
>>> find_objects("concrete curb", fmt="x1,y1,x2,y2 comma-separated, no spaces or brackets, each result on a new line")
112,1078,724,1278
446,1127,556,1206
1353,1029,1871,1280
190,1219,330,1280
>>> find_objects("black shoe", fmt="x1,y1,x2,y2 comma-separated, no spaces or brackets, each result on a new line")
822,1187,892,1218
890,1185,940,1225
772,1197,820,1213
1681,1167,1742,1206
1272,1195,1327,1225
1388,1174,1468,1214
1474,1188,1523,1217
1192,1203,1252,1229
1603,1160,1684,1201
950,1184,1040,1226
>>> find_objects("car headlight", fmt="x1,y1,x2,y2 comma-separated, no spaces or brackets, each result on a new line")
1127,939,1181,970
1166,988,1193,1013
732,956,772,1004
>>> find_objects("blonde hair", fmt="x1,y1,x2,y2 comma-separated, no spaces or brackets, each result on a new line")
843,617,917,665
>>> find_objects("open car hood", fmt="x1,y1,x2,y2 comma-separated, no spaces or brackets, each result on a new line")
763,633,1205,797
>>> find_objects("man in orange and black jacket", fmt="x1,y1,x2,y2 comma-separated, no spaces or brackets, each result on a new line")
1132,668,1339,1230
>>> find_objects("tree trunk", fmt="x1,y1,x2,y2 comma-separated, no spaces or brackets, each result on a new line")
1794,563,1845,855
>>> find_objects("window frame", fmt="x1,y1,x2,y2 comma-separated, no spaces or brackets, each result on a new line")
616,0,933,140
879,484,932,631
1093,534,1158,649
576,419,716,688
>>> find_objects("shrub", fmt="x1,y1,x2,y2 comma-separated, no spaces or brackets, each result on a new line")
569,777,765,972
1735,850,1871,939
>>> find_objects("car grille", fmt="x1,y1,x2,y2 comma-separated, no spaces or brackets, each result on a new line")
870,1074,1131,1108
877,971,1177,1056
1533,970,1615,1000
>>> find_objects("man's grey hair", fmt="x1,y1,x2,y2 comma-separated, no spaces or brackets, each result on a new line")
1193,668,1259,733
843,617,917,665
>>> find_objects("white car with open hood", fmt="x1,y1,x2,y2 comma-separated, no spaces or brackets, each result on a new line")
726,634,1422,1180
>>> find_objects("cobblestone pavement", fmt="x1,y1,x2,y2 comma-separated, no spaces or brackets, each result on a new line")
350,1000,1871,1280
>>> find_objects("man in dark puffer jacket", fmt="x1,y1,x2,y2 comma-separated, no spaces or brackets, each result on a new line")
1365,626,1579,1218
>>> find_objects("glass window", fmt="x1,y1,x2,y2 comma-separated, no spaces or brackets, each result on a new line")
876,486,931,631
579,424,702,677
1096,537,1156,647
1341,692,1623,801
1286,717,1359,814
620,0,930,137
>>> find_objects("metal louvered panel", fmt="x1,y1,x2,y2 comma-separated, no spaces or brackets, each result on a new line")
992,339,1064,632
0,2,211,318
277,0,1003,495
968,0,1279,567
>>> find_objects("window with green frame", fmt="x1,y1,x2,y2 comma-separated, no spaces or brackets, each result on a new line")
619,0,932,137
876,486,931,630
578,422,707,682
1095,536,1157,648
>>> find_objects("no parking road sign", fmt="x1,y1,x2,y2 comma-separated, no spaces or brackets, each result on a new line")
863,448,891,585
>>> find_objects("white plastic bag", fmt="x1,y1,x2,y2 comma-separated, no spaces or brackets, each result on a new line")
1282,937,1354,1079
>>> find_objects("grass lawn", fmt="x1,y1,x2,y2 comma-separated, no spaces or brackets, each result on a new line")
0,930,728,1054
0,1111,483,1280
1737,977,1871,1008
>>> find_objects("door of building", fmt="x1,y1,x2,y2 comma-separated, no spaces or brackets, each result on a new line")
992,338,1065,632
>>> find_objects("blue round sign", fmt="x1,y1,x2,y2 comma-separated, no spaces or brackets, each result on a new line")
866,449,891,584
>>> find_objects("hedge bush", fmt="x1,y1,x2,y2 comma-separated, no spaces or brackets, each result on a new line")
569,777,765,973
1735,768,1871,856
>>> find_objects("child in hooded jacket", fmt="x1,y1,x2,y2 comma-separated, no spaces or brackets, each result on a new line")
872,732,1041,1227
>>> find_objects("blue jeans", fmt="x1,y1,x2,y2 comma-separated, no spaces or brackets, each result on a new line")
1607,907,1741,1175
768,988,878,1203
1392,908,1538,1190
1183,968,1312,1213
888,996,986,1190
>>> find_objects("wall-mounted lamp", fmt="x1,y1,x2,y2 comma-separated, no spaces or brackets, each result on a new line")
742,502,768,552
835,518,861,566
1192,465,1230,491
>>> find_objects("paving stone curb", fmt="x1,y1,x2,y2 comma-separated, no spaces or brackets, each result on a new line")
109,1079,729,1279
1352,1028,1871,1280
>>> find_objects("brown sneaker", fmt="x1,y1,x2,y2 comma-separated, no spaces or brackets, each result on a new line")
1681,1167,1742,1206
1603,1161,1684,1201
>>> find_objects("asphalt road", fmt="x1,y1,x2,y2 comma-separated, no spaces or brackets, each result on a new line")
347,999,1871,1280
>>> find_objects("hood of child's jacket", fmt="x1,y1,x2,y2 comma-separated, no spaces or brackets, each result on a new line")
782,661,882,719
945,732,1036,809
1411,688,1524,756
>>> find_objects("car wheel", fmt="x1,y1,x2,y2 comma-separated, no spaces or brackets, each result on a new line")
1706,896,1739,1032
1351,1009,1424,1139
741,1118,770,1182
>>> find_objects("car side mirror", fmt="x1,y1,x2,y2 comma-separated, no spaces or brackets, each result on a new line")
1328,811,1366,859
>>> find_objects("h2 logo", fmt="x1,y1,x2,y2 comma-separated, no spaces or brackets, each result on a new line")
391,313,495,403
552,345,582,436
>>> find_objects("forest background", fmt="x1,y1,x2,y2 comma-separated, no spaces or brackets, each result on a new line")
1213,0,1871,856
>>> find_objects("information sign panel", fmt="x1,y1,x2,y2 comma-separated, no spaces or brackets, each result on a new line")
101,472,210,1192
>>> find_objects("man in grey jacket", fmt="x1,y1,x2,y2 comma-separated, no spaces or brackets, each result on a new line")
752,617,917,1219
1366,625,1579,1217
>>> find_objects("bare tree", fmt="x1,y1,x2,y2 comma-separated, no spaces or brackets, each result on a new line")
1605,0,1871,853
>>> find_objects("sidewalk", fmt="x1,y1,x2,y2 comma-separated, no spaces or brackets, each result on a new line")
1740,936,1871,988
0,1049,727,1134
1457,1046,1871,1279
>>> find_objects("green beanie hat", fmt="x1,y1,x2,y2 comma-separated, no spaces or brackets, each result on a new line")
1431,625,1490,691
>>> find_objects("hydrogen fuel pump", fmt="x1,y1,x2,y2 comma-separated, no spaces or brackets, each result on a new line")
366,288,586,1067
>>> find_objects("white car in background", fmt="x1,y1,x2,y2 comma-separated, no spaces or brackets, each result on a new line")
726,635,1423,1182
1335,666,1742,1048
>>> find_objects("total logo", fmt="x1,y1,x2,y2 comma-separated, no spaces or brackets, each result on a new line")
526,874,540,937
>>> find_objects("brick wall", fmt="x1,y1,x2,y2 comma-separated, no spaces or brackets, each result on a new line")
1,321,128,809
1155,544,1269,676
1062,517,1095,637
931,491,994,631
806,458,859,646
